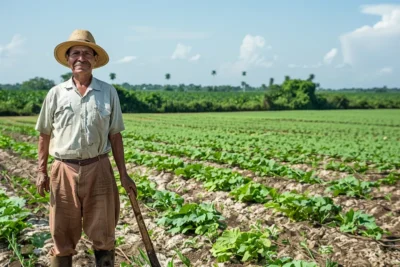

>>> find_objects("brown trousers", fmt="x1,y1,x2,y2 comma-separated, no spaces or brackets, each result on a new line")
49,157,120,256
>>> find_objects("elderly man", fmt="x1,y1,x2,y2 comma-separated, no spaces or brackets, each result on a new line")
35,29,137,267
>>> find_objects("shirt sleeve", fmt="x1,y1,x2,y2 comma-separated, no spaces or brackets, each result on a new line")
35,90,54,135
109,86,125,135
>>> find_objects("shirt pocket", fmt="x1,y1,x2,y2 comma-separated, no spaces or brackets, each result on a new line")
53,102,74,129
91,103,111,129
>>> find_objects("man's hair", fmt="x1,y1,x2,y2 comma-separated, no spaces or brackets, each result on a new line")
66,47,97,57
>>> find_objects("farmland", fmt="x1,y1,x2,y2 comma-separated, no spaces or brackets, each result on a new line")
0,110,399,266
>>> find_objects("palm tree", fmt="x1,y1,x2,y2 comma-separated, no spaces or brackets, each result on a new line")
165,73,171,91
269,77,274,88
109,73,116,82
60,72,72,82
242,71,247,92
211,70,217,91
307,73,315,82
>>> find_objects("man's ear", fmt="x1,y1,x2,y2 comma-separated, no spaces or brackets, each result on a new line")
93,55,99,67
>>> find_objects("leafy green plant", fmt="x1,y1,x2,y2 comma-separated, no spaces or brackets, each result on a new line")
132,175,157,200
120,248,151,267
202,169,250,191
337,209,385,240
318,245,333,255
149,190,184,211
230,181,277,203
7,233,37,267
378,172,400,185
211,223,279,263
326,176,379,198
265,192,342,224
0,190,30,239
116,236,125,246
30,232,51,248
157,203,226,238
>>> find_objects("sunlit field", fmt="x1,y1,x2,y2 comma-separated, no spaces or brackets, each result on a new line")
1,110,399,266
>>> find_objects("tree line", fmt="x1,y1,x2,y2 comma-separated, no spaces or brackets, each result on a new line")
0,73,399,115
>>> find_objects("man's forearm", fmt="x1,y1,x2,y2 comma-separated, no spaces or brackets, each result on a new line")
109,132,128,176
38,133,50,174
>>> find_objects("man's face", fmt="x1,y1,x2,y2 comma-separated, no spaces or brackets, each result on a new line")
67,45,98,74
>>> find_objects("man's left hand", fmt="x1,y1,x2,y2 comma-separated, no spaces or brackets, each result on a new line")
120,174,137,197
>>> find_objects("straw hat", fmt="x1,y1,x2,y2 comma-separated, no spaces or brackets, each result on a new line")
54,29,109,69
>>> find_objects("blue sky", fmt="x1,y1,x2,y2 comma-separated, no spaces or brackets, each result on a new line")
0,0,399,89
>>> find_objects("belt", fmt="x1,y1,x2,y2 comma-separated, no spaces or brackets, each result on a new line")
55,154,109,166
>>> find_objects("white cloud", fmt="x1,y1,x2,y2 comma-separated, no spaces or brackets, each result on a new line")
115,56,136,64
340,5,400,69
0,34,25,57
239,35,272,67
171,43,192,60
379,67,393,74
323,48,338,64
129,26,209,41
189,54,201,62
221,34,274,75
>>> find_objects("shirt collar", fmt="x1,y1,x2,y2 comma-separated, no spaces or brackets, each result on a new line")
64,76,101,91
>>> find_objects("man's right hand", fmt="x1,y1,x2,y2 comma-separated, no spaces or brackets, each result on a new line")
36,172,50,197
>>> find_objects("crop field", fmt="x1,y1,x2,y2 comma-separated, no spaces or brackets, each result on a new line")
0,109,399,267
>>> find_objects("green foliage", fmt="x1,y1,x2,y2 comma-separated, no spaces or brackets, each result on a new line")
230,182,277,203
30,232,51,248
211,223,279,263
149,190,184,211
201,169,251,191
337,209,385,240
157,203,226,238
7,233,37,267
265,192,342,224
377,172,400,185
132,175,157,201
266,79,318,110
326,176,379,198
20,77,55,90
120,248,151,267
60,72,72,82
0,190,30,239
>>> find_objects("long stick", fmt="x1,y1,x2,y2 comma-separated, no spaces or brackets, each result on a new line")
127,189,161,267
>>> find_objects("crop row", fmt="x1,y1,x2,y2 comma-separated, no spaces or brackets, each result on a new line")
0,120,398,172
123,114,400,168
123,137,399,193
0,133,388,265
0,156,324,266
122,148,387,241
122,128,398,173
122,173,338,266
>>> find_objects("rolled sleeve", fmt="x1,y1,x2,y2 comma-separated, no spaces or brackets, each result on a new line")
35,91,54,135
109,86,125,135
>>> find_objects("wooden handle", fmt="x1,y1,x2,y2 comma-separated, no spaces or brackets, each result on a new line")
128,189,161,267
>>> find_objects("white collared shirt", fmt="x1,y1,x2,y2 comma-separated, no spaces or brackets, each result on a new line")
35,77,125,159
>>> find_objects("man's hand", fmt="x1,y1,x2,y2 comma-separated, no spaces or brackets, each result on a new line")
120,174,137,197
36,172,50,197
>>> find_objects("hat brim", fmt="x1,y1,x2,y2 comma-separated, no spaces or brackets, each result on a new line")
54,41,109,69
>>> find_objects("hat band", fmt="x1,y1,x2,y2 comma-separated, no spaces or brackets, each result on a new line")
71,38,93,43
